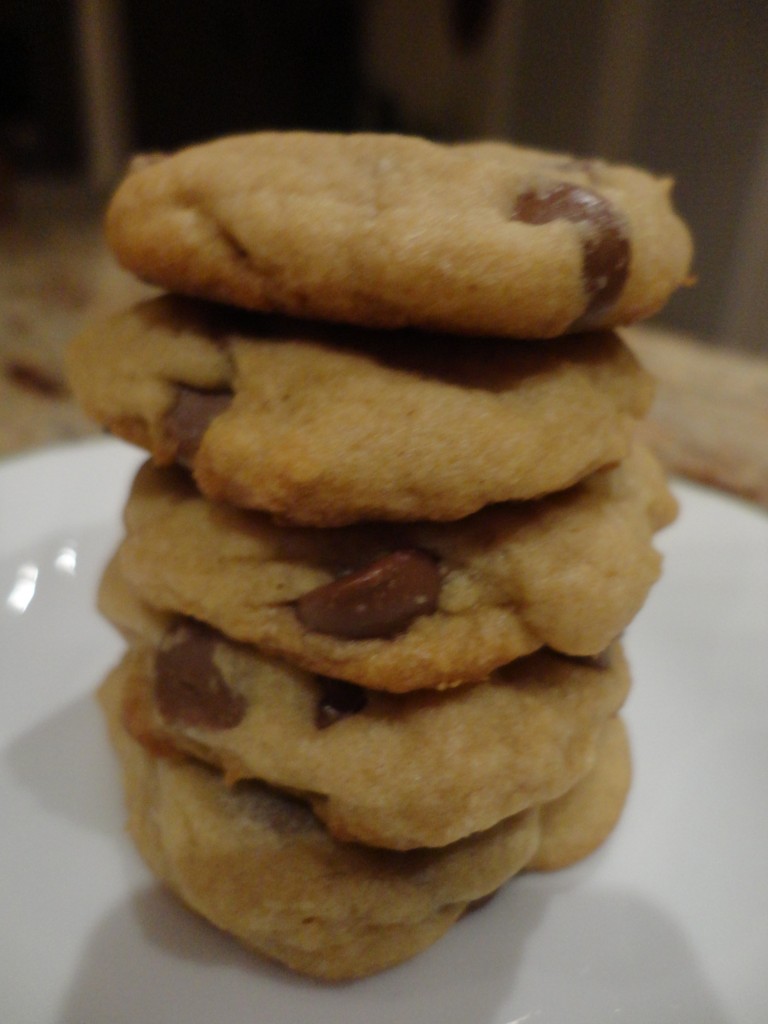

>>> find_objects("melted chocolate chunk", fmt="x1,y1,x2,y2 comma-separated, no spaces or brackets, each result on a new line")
295,549,441,640
164,386,233,465
315,677,369,729
514,180,630,327
154,620,246,729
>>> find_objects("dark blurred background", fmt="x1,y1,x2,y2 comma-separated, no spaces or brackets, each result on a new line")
3,0,768,350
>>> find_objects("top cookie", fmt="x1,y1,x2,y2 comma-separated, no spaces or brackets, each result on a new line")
106,131,693,338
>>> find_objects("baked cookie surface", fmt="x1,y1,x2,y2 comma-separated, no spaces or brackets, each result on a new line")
99,658,542,979
100,659,628,978
108,443,675,691
105,613,629,849
67,295,654,525
527,716,631,871
105,131,692,338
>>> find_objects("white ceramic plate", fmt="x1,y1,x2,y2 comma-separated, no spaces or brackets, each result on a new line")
2,438,767,1023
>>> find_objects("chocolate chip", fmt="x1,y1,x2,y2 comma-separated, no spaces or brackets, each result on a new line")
164,385,233,465
514,181,630,327
315,677,369,729
295,549,441,640
154,620,246,729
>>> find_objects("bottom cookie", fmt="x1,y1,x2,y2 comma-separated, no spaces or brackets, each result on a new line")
527,716,631,871
99,661,631,980
99,659,539,979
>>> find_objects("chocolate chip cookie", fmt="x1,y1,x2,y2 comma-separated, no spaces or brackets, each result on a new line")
527,716,631,871
100,653,629,978
69,124,690,980
106,442,675,692
105,131,692,338
99,655,542,979
102,599,630,849
67,295,654,525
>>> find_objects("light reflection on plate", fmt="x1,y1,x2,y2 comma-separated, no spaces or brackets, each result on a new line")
1,438,767,1023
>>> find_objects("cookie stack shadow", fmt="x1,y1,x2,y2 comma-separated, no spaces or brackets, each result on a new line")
67,131,692,981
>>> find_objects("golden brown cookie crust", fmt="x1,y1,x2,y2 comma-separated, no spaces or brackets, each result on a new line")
528,716,631,871
106,619,630,850
107,444,675,691
105,132,693,338
67,295,655,525
98,658,542,979
99,656,629,976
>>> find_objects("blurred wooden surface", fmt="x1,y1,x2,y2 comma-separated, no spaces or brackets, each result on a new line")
627,326,768,509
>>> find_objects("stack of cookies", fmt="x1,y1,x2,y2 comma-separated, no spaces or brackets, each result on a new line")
67,132,691,980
